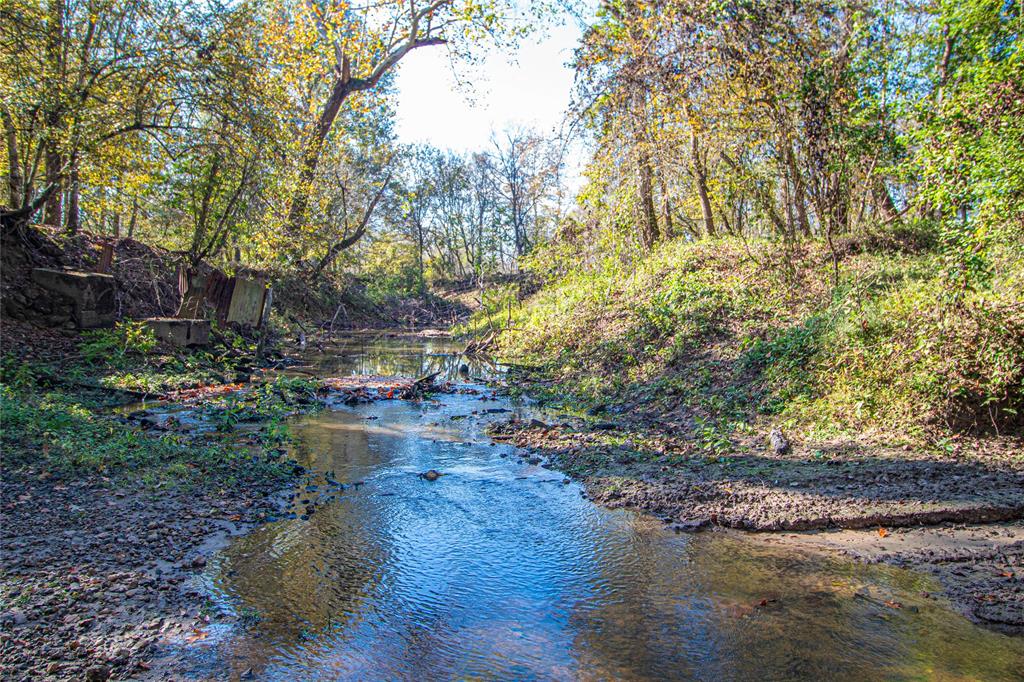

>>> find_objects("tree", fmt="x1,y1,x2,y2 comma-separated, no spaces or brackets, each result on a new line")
275,0,530,248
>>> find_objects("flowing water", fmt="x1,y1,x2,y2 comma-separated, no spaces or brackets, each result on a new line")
190,335,1021,680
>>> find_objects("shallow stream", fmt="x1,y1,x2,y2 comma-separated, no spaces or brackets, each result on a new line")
188,335,1021,680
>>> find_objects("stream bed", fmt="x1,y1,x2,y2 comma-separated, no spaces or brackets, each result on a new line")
182,335,1021,680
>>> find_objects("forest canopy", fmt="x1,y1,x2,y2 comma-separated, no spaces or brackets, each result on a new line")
1,0,1021,309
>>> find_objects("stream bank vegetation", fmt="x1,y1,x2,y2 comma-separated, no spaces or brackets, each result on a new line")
467,0,1024,448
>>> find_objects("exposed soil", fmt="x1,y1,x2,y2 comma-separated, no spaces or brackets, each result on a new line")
486,414,1024,630
0,472,288,681
747,523,1024,634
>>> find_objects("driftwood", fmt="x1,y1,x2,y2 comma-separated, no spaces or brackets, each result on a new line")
412,370,442,388
400,370,442,399
464,331,496,355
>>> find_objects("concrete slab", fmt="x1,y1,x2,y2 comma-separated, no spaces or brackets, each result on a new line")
226,277,268,327
30,268,116,328
144,318,211,347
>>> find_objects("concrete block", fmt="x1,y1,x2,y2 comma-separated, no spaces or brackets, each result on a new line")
145,318,211,347
30,268,116,328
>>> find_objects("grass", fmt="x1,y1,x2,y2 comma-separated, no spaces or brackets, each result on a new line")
75,320,259,393
0,379,292,487
464,229,1024,443
0,320,320,488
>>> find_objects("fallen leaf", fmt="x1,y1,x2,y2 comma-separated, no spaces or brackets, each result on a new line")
883,600,902,609
185,629,209,643
878,528,889,538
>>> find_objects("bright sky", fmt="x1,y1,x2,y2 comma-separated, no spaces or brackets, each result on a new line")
393,18,586,153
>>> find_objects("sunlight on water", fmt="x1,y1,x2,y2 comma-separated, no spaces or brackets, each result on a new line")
194,336,1023,681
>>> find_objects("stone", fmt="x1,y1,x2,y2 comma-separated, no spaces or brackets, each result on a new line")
769,428,791,455
30,268,116,328
85,665,111,681
144,318,210,347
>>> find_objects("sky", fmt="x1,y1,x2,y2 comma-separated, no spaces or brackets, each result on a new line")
392,18,587,154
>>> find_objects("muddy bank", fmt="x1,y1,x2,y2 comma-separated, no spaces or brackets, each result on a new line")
486,417,1024,629
0,472,288,681
746,522,1024,633
487,418,1023,531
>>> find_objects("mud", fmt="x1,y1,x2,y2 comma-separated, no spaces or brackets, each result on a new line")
0,474,287,680
748,523,1024,633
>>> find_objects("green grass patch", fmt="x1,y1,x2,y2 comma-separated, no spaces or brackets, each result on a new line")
0,382,290,487
470,231,1024,440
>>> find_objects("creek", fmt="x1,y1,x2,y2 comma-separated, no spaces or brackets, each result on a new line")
184,335,1021,680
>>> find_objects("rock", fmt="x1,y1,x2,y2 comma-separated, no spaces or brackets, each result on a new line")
419,470,442,481
769,428,790,455
672,519,710,533
85,665,111,681
2,609,27,626
528,419,547,429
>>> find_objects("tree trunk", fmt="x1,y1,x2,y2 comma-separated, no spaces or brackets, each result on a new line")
44,148,63,227
65,163,80,234
658,172,674,239
785,140,811,237
44,0,65,228
3,110,22,209
284,37,445,236
416,219,425,294
872,177,899,223
636,147,659,247
127,197,138,238
286,78,351,235
690,126,715,238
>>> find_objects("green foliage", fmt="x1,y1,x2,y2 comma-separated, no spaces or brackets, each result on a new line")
79,322,157,368
477,233,1024,439
741,314,828,415
201,377,320,444
0,383,288,484
910,0,1024,301
361,235,423,301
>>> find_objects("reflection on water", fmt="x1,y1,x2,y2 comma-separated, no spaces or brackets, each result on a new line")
201,337,1023,680
296,335,504,382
